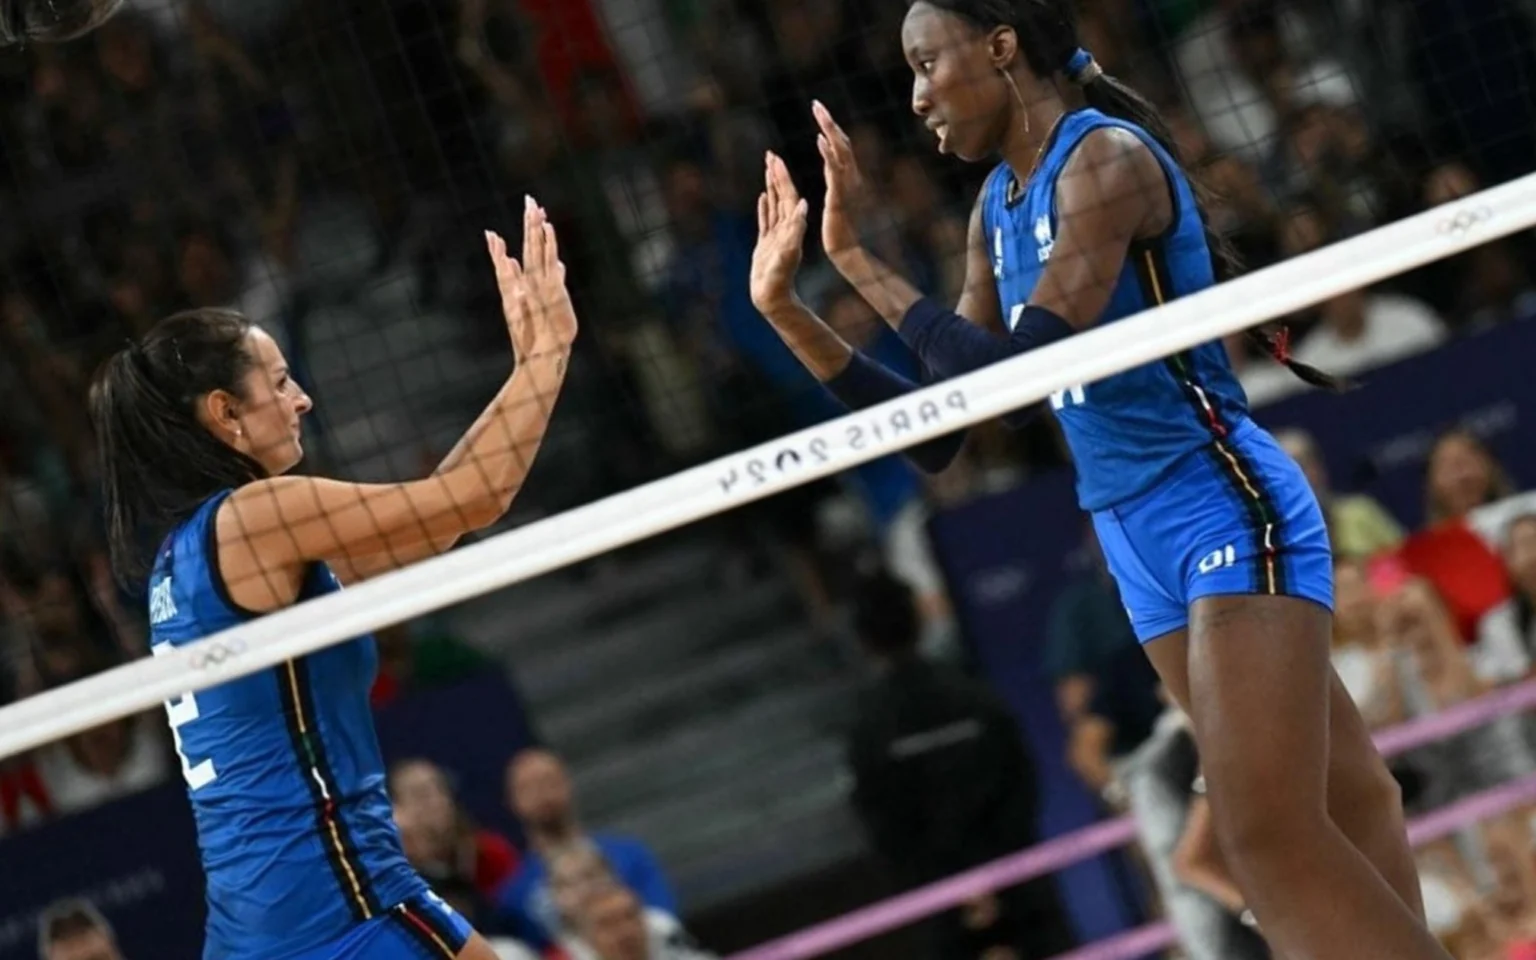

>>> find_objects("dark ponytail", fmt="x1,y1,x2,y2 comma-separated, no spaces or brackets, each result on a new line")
914,0,1346,393
89,309,266,588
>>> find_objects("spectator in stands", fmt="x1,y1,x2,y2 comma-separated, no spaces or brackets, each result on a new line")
1414,163,1536,330
389,758,520,902
1171,0,1358,165
570,885,716,960
1477,816,1536,956
33,710,168,817
1412,836,1487,958
1329,558,1405,730
1400,430,1517,641
1290,283,1447,382
1044,524,1143,731
1471,514,1536,685
1253,202,1446,402
1425,430,1516,528
1376,579,1536,816
548,841,704,960
497,749,675,952
37,898,124,960
843,567,1073,959
1276,428,1406,561
1170,783,1260,938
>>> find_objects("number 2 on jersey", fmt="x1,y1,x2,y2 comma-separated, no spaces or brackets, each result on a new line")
1010,305,1086,410
152,643,218,790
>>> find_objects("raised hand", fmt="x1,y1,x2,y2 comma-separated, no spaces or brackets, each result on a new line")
749,152,809,318
812,100,867,263
486,197,577,363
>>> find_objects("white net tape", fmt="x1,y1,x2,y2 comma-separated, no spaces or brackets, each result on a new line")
0,173,1533,761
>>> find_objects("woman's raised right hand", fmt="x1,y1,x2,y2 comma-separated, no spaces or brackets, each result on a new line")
487,197,578,362
749,152,809,319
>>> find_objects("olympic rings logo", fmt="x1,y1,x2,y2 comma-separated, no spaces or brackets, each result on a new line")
1437,206,1494,237
187,637,249,670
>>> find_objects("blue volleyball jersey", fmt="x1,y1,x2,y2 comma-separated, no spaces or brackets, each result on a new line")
980,108,1251,511
148,490,427,960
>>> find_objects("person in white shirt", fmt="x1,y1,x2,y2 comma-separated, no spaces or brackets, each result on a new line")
571,885,716,960
548,842,709,960
1292,287,1447,378
1246,286,1446,406
1470,514,1536,685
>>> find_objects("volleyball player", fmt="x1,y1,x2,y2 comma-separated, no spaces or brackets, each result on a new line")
748,2,1450,957
88,199,576,959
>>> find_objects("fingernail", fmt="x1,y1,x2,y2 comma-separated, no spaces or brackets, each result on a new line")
525,195,535,211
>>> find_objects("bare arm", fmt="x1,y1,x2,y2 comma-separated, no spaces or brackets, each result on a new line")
815,100,1002,335
1067,715,1117,793
748,154,966,473
318,356,566,586
1173,795,1249,914
1029,127,1169,327
219,204,578,608
821,104,1168,352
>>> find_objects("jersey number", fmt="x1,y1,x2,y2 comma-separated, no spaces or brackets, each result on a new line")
1010,305,1086,409
152,644,218,791
1050,385,1086,410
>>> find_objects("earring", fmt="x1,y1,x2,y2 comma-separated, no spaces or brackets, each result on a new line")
1001,70,1029,134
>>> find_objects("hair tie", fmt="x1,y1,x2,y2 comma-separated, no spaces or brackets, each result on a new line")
1065,48,1102,85
1270,326,1293,365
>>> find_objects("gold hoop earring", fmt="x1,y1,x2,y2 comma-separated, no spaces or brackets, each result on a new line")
1000,70,1029,134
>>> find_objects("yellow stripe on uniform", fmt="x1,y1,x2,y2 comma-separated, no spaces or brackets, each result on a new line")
283,660,373,918
1209,443,1279,595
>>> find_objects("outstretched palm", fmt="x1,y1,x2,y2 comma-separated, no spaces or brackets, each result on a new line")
486,197,578,362
749,152,809,317
813,100,866,262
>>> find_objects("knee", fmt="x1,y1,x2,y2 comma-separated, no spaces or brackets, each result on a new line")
1329,754,1407,833
1205,777,1327,870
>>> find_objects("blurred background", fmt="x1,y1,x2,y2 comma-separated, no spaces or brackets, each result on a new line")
2,0,1536,958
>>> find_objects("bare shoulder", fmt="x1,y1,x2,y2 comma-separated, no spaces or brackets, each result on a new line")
1057,127,1169,221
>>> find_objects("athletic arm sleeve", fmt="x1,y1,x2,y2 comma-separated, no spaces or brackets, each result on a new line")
823,353,967,473
898,298,1076,429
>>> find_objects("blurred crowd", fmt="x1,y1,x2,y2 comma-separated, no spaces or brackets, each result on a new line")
3,0,1536,957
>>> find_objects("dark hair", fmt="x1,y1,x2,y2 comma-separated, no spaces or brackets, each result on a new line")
913,0,1343,392
37,897,112,949
1424,426,1514,524
851,566,922,658
89,308,265,588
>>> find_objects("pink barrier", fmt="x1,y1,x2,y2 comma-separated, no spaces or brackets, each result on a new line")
1040,771,1536,960
727,678,1536,960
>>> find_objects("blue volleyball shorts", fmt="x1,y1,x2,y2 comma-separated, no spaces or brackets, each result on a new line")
292,891,473,960
1091,419,1335,644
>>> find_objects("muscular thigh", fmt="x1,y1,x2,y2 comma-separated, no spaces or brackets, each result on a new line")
1174,594,1335,814
1145,624,1391,811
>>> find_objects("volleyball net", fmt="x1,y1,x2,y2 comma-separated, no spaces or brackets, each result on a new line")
0,168,1532,757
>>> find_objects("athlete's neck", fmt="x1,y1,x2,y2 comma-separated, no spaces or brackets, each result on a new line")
1001,85,1072,183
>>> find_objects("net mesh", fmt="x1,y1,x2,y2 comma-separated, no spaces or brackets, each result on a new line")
1,0,1535,946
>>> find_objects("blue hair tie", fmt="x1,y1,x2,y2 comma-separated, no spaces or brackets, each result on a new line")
1065,48,1101,84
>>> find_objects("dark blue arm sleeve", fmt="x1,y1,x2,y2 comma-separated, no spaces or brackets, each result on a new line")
822,353,966,473
897,298,1077,429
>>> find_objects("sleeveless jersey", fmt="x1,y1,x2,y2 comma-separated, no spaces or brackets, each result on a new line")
980,108,1251,511
147,490,426,959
